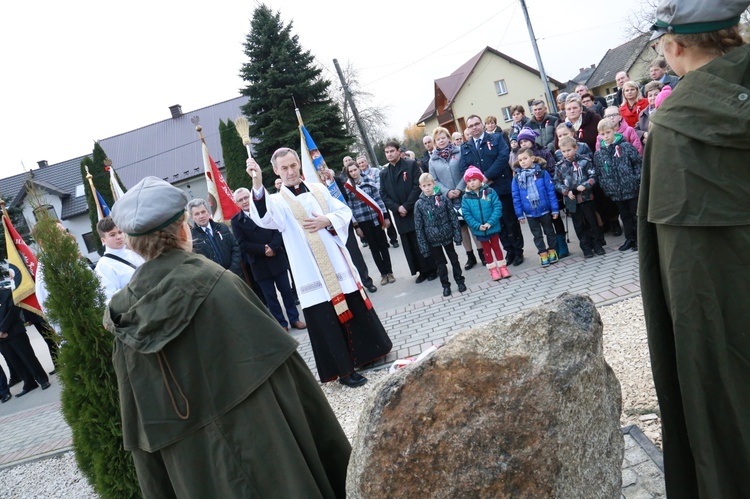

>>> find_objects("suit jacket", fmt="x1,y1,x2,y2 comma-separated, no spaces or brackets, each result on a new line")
379,158,423,234
459,132,512,196
190,220,243,278
231,212,290,281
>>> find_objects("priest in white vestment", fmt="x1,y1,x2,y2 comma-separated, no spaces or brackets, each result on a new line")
246,148,392,387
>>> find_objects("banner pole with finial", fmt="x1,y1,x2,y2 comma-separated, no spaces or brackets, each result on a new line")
85,165,104,220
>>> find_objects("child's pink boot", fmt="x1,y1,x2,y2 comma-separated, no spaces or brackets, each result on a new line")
487,262,501,281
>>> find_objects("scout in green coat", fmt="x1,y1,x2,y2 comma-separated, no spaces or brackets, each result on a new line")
639,1,750,497
106,177,351,498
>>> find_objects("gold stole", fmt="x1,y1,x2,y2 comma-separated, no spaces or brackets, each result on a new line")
281,184,371,323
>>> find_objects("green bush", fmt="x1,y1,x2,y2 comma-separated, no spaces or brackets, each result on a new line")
33,217,140,498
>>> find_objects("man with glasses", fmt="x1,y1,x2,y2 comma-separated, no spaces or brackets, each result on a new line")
459,115,524,266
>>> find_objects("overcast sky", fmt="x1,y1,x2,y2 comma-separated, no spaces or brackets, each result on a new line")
0,0,639,179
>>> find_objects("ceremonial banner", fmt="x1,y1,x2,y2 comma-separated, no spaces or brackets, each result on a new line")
86,168,110,221
299,123,345,203
201,141,240,222
107,166,126,202
2,213,42,316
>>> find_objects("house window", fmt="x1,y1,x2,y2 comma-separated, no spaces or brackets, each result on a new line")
33,205,58,222
82,232,98,253
494,79,508,96
501,106,513,122
75,184,85,197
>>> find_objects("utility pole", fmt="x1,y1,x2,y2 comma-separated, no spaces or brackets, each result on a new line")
332,58,380,168
519,0,558,113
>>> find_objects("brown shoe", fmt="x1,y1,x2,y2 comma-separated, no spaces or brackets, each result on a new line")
387,273,396,283
291,320,307,330
380,275,388,285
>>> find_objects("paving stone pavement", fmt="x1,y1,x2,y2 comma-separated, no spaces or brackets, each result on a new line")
0,241,665,496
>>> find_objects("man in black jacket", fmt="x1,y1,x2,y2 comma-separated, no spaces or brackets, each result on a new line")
459,115,525,266
0,288,50,397
188,198,243,278
380,141,438,282
232,188,305,332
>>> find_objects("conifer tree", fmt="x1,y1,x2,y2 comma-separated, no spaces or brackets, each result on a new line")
219,119,250,191
239,4,352,187
32,213,140,498
80,142,115,253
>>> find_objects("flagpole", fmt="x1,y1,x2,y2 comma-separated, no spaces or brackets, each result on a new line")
85,165,104,220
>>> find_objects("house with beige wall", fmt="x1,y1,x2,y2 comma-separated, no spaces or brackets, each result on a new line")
417,47,564,135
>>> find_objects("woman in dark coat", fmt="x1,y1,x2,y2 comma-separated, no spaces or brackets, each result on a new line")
639,2,750,497
106,177,350,499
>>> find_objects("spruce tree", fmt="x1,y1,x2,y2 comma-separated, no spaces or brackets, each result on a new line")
80,142,116,253
239,4,353,187
219,119,250,191
32,214,140,498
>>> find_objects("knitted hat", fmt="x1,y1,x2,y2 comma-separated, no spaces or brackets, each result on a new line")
510,135,518,142
654,85,672,108
111,176,189,236
463,166,485,183
516,127,539,144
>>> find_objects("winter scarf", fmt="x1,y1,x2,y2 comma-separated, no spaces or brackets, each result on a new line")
516,166,541,209
435,145,452,161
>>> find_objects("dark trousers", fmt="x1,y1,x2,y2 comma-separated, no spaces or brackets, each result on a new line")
571,201,602,252
526,214,558,254
359,221,392,275
386,211,399,244
346,225,373,287
400,231,437,276
0,363,8,396
0,333,49,391
498,193,524,257
430,244,464,288
617,196,638,242
257,272,299,328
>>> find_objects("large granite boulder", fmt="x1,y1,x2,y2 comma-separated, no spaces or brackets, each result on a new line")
347,293,623,498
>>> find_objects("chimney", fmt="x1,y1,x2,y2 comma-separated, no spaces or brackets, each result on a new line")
579,68,584,72
169,104,183,119
591,64,596,69
37,160,49,169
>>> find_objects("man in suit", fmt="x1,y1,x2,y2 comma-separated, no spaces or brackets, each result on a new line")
0,288,50,398
459,114,525,266
647,57,680,90
380,140,438,283
232,188,305,332
188,199,243,278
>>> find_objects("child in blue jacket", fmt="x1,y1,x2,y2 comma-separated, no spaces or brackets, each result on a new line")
461,166,510,281
512,149,560,266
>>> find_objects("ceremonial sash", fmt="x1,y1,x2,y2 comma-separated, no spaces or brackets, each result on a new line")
282,184,372,324
343,181,385,226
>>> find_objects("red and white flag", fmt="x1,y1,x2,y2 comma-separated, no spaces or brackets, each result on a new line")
202,141,239,222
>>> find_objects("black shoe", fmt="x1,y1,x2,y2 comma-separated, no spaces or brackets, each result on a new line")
1,393,11,403
41,381,51,390
48,370,56,376
611,223,623,237
458,282,467,293
349,372,367,382
427,272,439,281
391,241,399,248
338,374,367,387
618,239,635,251
505,253,515,266
442,287,451,297
594,247,606,256
631,242,638,251
512,255,524,266
583,249,594,258
464,253,477,270
366,284,377,293
15,386,38,398
415,274,427,284
8,378,21,388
